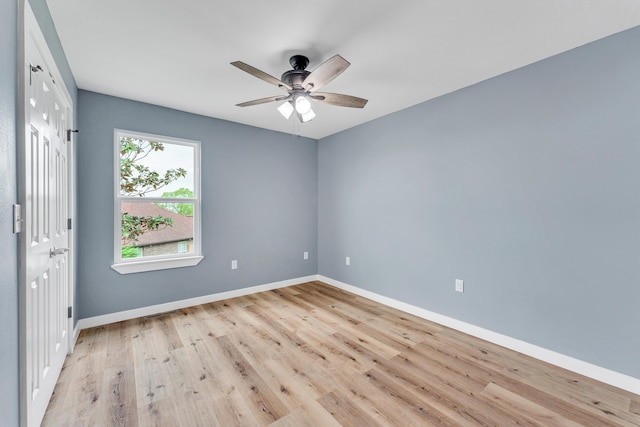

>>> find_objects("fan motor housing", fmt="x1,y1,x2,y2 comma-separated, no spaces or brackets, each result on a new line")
281,69,310,89
281,55,311,89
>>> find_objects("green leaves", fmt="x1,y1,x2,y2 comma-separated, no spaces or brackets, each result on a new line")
121,212,174,244
119,137,186,246
119,137,187,197
121,245,142,258
156,188,194,216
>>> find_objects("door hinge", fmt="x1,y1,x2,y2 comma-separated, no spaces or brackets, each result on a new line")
68,306,72,319
67,129,78,142
67,218,72,230
29,64,43,86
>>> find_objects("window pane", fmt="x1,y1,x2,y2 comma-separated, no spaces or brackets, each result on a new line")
114,129,201,271
119,136,194,197
120,202,194,259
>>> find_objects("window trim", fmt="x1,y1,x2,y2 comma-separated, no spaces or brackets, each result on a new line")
111,129,203,274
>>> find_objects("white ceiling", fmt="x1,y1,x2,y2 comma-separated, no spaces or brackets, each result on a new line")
47,0,640,140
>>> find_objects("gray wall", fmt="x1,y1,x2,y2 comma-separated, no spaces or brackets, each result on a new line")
318,26,640,378
0,1,19,423
77,91,317,318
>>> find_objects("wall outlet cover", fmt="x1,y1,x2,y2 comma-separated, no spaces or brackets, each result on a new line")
455,279,464,293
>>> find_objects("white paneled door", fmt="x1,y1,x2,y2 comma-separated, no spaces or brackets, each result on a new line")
20,4,74,426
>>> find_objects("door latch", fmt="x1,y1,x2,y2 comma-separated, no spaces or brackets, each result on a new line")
13,204,22,234
49,247,70,258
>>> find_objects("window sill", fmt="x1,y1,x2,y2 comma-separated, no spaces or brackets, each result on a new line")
111,255,204,274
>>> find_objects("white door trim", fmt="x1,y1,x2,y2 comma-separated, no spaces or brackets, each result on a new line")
18,2,75,425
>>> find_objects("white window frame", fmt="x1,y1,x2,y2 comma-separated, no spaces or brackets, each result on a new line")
111,129,203,274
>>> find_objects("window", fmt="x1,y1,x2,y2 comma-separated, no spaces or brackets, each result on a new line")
111,129,202,274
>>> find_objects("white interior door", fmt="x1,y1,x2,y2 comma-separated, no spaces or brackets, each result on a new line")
20,4,74,426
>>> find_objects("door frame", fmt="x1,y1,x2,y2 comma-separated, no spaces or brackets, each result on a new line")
18,1,75,425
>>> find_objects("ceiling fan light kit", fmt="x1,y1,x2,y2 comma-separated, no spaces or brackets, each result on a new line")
231,54,368,123
277,100,294,119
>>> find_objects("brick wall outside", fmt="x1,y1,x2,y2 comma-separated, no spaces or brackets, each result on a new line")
141,239,193,257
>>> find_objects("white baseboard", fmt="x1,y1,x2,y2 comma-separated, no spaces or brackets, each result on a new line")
71,323,82,352
75,275,318,331
74,273,640,395
318,275,640,395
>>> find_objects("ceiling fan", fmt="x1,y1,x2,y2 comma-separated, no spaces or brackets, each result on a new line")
231,54,368,123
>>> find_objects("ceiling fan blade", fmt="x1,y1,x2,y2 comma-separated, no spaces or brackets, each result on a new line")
236,95,288,107
302,54,350,92
231,61,292,91
311,92,368,108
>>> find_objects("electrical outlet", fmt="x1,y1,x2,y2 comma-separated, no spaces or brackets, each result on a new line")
304,251,308,260
346,256,350,266
231,260,238,270
455,279,464,293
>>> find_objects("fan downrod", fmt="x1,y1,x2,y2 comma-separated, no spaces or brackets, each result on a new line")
289,55,309,70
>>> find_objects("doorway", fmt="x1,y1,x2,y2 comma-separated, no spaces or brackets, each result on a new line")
19,3,75,426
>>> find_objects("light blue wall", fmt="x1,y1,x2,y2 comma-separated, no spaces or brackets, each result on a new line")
0,1,19,423
318,26,640,378
76,91,317,318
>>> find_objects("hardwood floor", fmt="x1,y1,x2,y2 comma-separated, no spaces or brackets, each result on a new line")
43,281,640,426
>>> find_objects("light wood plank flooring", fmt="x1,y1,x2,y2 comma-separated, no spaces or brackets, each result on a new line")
43,281,640,426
